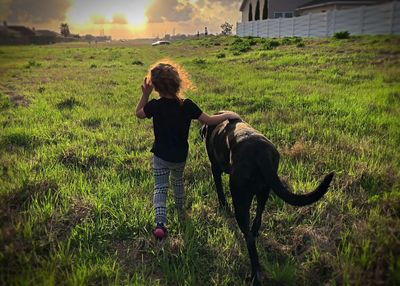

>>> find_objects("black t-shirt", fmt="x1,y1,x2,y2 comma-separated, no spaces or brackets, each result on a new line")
143,97,203,163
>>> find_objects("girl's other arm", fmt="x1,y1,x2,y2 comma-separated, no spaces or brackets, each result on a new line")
198,112,241,125
136,77,153,119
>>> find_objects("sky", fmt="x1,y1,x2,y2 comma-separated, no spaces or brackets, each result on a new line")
0,0,242,39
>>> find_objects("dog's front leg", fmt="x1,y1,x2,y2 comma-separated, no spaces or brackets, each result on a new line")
211,164,227,209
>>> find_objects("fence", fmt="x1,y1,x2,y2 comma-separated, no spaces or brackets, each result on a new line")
236,1,400,38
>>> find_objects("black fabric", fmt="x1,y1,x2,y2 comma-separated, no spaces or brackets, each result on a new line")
143,97,202,163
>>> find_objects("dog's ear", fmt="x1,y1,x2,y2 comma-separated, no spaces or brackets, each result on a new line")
200,125,208,140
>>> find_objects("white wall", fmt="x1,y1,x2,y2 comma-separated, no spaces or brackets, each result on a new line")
237,1,400,37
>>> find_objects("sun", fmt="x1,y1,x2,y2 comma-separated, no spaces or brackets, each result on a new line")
126,10,147,28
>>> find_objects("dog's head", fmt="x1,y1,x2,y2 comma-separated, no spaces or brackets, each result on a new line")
199,110,241,141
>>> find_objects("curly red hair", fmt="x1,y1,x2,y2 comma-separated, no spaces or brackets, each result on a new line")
148,59,194,101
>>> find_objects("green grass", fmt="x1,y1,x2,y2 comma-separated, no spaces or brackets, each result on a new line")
0,35,399,285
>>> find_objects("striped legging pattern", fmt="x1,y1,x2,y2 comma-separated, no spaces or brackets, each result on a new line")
152,155,185,224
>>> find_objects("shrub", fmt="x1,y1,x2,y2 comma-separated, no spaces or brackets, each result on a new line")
269,40,280,48
333,31,350,39
246,37,258,46
282,37,292,45
193,58,207,65
231,37,244,45
260,40,280,51
296,42,305,48
25,60,41,69
90,64,97,69
216,53,226,59
260,42,273,50
293,37,303,43
230,40,251,53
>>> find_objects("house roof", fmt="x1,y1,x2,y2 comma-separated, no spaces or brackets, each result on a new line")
7,25,35,36
0,26,20,37
35,30,59,37
297,0,380,10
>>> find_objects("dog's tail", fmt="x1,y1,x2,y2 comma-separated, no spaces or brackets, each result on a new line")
267,171,334,206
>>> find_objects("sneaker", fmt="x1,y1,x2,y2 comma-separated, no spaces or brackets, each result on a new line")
153,222,167,240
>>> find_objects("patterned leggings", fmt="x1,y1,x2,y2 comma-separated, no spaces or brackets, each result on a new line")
152,155,186,224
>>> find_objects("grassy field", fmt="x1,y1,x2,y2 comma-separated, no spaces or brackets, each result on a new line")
0,35,399,285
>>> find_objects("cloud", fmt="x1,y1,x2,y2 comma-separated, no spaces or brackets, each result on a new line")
91,15,108,25
1,0,71,24
196,0,241,9
146,0,193,23
112,14,128,25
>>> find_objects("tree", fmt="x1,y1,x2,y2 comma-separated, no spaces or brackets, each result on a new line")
220,22,233,35
60,23,70,37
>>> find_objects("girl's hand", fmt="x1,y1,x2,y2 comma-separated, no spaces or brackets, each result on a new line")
226,112,242,121
141,77,153,97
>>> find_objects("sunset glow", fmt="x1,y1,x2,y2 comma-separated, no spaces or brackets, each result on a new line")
2,0,242,39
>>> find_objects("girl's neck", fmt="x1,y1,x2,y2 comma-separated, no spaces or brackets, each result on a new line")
160,93,177,99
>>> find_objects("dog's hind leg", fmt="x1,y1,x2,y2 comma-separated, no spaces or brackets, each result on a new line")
231,184,261,285
251,190,269,238
211,164,227,208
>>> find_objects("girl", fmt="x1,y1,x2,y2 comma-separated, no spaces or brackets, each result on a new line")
136,60,240,240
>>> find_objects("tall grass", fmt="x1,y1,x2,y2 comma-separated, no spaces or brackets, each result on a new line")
0,35,399,285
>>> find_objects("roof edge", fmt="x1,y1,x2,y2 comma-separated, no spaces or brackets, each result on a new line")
297,1,378,11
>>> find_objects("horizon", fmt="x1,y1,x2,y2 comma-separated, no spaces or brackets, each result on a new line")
1,0,242,39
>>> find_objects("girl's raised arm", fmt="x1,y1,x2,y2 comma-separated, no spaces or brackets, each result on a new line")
198,112,241,126
136,77,153,119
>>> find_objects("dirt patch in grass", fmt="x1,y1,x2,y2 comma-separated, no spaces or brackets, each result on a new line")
371,50,400,66
0,85,29,107
341,164,398,196
82,118,102,130
109,237,165,282
1,131,36,151
46,197,94,241
0,180,59,277
0,186,94,281
0,180,58,219
58,146,110,171
56,97,81,110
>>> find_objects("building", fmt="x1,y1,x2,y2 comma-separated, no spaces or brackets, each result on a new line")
296,0,383,16
239,0,385,21
240,0,312,21
237,0,398,38
0,25,36,44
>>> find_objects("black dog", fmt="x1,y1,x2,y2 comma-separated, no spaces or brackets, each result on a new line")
200,114,334,285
